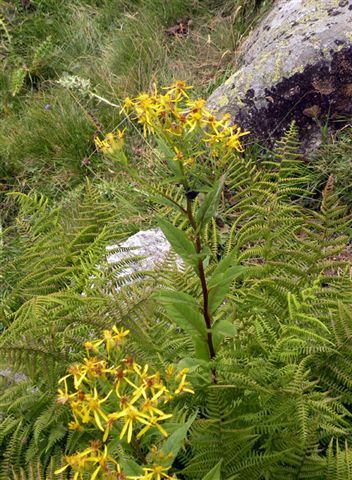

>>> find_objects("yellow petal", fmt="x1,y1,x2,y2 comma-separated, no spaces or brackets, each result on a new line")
91,466,101,480
54,465,69,474
127,419,133,443
93,411,105,431
120,419,130,440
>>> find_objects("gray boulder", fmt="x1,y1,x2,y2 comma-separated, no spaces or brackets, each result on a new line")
106,228,182,281
208,0,352,147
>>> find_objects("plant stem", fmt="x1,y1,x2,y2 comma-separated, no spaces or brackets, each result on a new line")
131,435,147,464
186,198,216,362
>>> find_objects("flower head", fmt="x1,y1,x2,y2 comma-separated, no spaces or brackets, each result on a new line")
130,464,175,480
95,129,125,154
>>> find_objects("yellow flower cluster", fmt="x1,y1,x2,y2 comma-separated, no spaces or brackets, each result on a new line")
55,443,123,480
121,80,249,163
130,464,175,480
56,327,193,480
95,129,125,154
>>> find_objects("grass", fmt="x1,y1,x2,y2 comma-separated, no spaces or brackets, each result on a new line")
0,0,272,223
313,126,352,208
0,0,350,230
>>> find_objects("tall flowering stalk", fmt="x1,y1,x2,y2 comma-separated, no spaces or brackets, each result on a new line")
115,82,247,375
65,81,247,478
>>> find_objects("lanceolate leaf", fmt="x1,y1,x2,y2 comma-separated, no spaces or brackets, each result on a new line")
158,218,198,271
156,290,210,361
213,320,237,350
196,176,225,230
208,266,245,314
119,458,144,476
160,411,197,463
203,459,223,480
193,334,212,362
156,291,206,336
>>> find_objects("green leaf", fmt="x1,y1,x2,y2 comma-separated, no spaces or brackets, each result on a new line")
193,334,211,362
158,218,197,270
203,459,223,480
160,411,197,463
156,290,210,361
196,176,225,229
156,291,205,336
212,249,238,277
208,266,245,314
156,136,174,160
156,137,183,177
177,357,210,371
119,458,144,476
213,320,237,350
149,195,182,213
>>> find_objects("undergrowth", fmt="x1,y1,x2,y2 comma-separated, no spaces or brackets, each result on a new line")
1,1,352,478
0,80,351,478
0,0,271,224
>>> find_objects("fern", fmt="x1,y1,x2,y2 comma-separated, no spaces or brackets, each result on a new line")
10,67,27,97
1,126,351,478
0,181,133,471
9,456,70,480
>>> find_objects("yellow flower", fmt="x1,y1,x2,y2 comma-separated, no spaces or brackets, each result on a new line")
130,464,175,480
122,96,135,112
183,156,195,167
140,398,168,417
136,413,172,439
158,93,177,113
65,357,112,389
68,420,82,431
71,387,111,430
93,326,130,356
162,80,193,102
175,368,194,395
165,365,174,380
115,405,152,443
84,341,99,354
132,93,160,137
173,146,184,162
57,377,76,405
184,99,207,132
123,356,141,373
114,366,127,397
124,376,149,403
55,444,122,480
95,129,125,154
85,444,122,480
224,126,250,153
102,411,120,442
54,450,90,479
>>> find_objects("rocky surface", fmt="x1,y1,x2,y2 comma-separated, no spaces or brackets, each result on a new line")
106,228,181,280
208,0,352,148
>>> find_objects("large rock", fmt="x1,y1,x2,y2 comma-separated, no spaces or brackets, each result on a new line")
106,228,182,281
208,0,352,147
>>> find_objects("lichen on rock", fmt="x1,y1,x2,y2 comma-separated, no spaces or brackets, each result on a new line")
208,0,352,148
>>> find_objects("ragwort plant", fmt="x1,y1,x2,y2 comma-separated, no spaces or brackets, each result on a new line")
52,81,249,480
66,81,352,479
98,81,249,371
